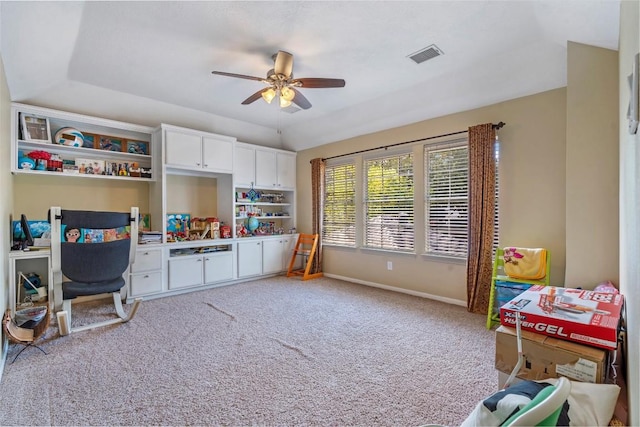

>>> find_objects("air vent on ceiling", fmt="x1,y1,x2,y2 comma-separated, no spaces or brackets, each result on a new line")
408,44,444,64
282,105,301,114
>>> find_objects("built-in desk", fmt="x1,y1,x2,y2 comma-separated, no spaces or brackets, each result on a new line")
8,249,52,317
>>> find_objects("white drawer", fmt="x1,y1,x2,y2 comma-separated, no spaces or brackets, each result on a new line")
130,271,163,296
132,248,163,273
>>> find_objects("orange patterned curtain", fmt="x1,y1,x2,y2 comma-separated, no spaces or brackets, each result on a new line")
466,124,496,314
310,158,325,274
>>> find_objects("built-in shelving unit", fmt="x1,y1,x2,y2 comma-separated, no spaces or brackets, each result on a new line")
11,103,155,181
234,188,295,237
11,103,298,304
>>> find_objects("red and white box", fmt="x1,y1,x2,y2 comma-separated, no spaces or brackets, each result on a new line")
500,285,624,350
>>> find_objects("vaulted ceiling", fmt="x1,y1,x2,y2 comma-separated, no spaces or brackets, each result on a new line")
0,1,620,151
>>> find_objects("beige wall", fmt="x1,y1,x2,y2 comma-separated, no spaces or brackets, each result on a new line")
166,175,218,219
297,88,568,303
13,175,149,221
618,0,639,424
0,55,13,366
565,42,619,287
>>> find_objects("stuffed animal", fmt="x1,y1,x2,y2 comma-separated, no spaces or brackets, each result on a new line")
18,155,35,170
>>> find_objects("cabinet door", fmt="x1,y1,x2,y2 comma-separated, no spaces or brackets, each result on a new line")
204,252,234,283
165,130,202,168
282,235,302,271
237,240,263,278
168,256,203,289
262,239,284,274
130,271,163,297
234,145,256,186
202,136,233,173
276,152,296,189
255,149,277,188
132,248,163,273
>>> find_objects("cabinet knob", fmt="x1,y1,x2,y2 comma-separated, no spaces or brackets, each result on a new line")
143,252,149,256
144,275,149,278
196,162,201,166
197,258,203,262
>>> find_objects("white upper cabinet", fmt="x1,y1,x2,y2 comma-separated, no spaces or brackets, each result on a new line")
164,125,235,174
255,149,277,188
234,143,257,186
276,151,296,189
203,136,233,173
165,130,200,167
234,143,296,190
253,147,296,190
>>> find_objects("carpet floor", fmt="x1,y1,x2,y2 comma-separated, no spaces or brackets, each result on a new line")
0,276,497,426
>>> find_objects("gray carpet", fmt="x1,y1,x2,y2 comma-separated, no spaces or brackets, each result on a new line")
0,276,497,426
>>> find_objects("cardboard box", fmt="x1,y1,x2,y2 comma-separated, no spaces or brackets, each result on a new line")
495,325,609,383
499,285,623,349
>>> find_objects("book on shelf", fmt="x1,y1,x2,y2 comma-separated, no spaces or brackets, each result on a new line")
139,231,162,244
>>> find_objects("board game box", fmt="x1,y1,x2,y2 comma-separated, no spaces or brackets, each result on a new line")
500,285,624,350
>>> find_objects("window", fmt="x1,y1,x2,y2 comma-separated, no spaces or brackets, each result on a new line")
323,162,356,246
424,138,500,258
364,153,414,251
425,140,468,257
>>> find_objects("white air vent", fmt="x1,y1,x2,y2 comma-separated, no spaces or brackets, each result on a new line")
282,105,301,114
408,44,444,64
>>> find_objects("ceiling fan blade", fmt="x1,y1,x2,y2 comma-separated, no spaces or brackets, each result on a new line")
212,71,264,82
242,88,269,105
296,78,346,88
274,50,294,77
291,88,312,110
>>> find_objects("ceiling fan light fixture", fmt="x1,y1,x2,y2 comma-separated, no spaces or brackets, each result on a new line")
281,86,295,102
279,96,292,108
261,88,276,103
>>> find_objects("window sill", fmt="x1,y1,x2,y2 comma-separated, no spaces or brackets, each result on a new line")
421,253,466,265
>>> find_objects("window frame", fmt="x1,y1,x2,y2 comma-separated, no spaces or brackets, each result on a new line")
322,159,357,248
424,138,469,259
362,150,415,253
423,137,500,259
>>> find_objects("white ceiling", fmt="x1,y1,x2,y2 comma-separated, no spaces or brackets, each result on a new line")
0,1,620,152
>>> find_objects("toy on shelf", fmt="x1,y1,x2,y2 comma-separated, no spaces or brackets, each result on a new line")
54,127,84,147
18,151,35,170
27,150,51,171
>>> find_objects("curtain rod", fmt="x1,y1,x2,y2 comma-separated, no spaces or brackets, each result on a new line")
317,121,505,162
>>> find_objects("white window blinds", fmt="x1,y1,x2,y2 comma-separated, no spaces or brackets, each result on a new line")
364,153,414,252
323,162,356,246
424,137,500,258
424,140,469,257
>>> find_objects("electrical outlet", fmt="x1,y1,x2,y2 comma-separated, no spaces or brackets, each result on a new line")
387,261,393,270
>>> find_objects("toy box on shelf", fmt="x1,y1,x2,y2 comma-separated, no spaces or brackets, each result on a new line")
499,285,624,350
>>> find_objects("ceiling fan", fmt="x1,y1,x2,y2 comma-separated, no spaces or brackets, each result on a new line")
212,50,346,110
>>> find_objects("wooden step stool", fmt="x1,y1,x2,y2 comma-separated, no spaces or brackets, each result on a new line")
286,233,323,280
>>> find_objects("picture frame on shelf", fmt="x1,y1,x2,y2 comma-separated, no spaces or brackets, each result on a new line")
166,213,191,234
125,140,149,155
62,159,79,174
75,158,105,175
139,213,151,231
98,135,123,152
82,132,99,149
19,113,51,143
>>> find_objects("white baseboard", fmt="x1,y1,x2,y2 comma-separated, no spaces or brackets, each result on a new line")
323,273,467,307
